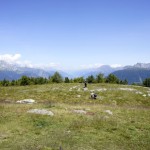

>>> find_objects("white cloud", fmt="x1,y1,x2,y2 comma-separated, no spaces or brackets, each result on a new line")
0,53,34,68
80,63,104,69
110,64,123,68
17,60,34,68
0,53,60,69
46,62,60,67
0,54,21,63
35,62,61,70
80,63,123,69
0,54,123,70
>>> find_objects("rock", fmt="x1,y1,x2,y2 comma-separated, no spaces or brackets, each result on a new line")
16,99,36,104
105,110,113,115
143,94,146,97
97,88,107,92
90,90,95,92
135,91,143,94
77,88,81,91
119,88,136,91
83,87,88,91
65,130,71,134
77,95,81,98
27,109,54,116
73,110,87,114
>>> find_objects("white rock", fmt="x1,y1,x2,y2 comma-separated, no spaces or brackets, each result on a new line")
90,90,95,92
119,88,136,91
143,94,147,97
148,94,150,97
16,99,35,104
77,88,81,91
105,110,113,115
135,91,143,94
97,88,107,92
77,95,81,98
73,110,87,114
66,130,71,134
83,87,88,91
27,109,54,116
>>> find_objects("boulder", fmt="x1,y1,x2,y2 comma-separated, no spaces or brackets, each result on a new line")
27,109,54,116
73,110,87,114
16,99,36,104
105,110,113,115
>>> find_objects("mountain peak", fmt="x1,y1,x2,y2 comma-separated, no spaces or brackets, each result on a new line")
134,63,150,69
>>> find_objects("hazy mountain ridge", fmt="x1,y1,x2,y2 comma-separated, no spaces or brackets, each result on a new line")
112,67,150,84
0,60,55,80
134,63,150,69
0,61,150,84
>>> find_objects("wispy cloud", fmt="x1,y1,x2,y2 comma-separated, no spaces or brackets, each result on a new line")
0,54,21,63
0,53,60,69
110,64,123,68
0,54,33,67
80,63,123,69
33,62,61,70
0,54,123,70
80,63,104,69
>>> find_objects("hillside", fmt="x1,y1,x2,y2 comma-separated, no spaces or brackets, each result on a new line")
0,83,150,149
112,68,150,84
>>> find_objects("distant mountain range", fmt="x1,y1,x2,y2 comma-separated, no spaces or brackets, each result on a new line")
111,63,150,84
0,60,150,84
112,68,150,84
0,60,55,80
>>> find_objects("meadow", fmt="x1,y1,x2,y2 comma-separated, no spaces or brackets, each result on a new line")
0,83,150,150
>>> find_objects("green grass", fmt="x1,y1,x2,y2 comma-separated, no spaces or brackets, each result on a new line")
0,83,150,149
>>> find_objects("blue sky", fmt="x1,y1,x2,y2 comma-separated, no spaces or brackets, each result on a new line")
0,0,150,70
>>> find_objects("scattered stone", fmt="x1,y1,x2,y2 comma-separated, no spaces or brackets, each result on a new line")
119,88,136,91
83,87,88,91
77,88,81,91
148,94,150,97
69,86,79,91
105,110,113,115
97,88,107,92
65,130,71,134
90,90,95,92
69,88,72,91
77,95,81,98
27,109,54,116
135,91,143,94
16,99,36,104
73,86,77,88
73,110,87,114
52,88,56,90
143,94,147,97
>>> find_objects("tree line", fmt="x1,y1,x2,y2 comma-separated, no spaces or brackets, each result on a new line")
0,72,130,86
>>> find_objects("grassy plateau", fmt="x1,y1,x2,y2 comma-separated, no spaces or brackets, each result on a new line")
0,83,150,150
